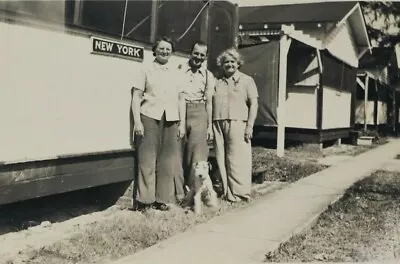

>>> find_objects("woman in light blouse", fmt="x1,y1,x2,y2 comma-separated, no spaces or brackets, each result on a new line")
212,48,259,203
131,36,186,212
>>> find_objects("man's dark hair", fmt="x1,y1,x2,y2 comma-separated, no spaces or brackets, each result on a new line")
190,40,208,54
152,36,175,56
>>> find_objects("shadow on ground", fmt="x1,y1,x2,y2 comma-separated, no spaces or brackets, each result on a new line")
0,181,131,235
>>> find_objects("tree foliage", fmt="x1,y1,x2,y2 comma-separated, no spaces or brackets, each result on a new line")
361,1,400,47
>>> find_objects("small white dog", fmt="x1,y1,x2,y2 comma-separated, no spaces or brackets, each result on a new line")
184,161,218,214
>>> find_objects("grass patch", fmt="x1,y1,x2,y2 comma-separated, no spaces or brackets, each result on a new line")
21,147,328,264
13,141,386,264
265,170,400,262
252,146,328,182
24,187,281,264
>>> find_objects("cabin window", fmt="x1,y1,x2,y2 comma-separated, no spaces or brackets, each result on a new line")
0,0,154,43
0,0,210,48
156,0,207,53
0,0,237,58
322,52,355,93
68,0,153,43
287,46,319,87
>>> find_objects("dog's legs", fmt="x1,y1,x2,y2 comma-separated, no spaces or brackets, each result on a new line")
206,190,219,208
193,192,203,214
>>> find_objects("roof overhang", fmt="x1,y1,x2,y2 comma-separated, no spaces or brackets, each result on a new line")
239,2,371,69
337,2,372,57
357,68,389,86
321,3,372,68
239,25,324,49
281,25,323,49
357,71,379,81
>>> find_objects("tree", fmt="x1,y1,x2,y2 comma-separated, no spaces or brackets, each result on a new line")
361,1,400,47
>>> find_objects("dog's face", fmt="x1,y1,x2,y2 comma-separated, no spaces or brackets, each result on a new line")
193,161,211,183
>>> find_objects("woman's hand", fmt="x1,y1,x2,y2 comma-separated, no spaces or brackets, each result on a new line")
134,121,145,138
244,125,253,143
207,126,214,141
178,122,186,139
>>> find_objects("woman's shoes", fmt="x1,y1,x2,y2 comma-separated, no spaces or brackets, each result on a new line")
225,195,251,204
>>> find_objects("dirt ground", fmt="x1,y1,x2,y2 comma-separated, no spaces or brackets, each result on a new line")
265,170,400,263
0,140,387,264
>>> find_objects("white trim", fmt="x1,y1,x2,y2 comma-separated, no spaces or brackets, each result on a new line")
357,47,369,59
357,77,365,90
0,149,134,165
277,35,292,157
364,75,370,132
282,25,323,49
356,3,372,50
359,71,377,80
316,48,323,74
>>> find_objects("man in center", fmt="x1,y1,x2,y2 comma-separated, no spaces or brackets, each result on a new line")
175,41,215,201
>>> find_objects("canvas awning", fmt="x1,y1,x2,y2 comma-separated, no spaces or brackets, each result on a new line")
357,68,389,86
240,42,280,126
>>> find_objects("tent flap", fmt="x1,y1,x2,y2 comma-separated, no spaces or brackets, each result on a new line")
240,42,280,126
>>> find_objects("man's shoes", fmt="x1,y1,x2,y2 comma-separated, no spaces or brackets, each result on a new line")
152,202,170,211
130,201,151,212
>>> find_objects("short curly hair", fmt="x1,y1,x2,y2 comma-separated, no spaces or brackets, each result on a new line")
216,48,244,68
152,36,175,56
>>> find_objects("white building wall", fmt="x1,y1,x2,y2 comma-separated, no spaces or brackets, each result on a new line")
322,86,352,129
285,86,318,129
0,22,187,163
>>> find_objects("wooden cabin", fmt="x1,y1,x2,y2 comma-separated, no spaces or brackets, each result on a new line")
238,2,371,147
0,0,239,205
356,47,400,135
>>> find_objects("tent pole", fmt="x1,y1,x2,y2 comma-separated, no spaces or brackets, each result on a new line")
277,35,291,157
393,89,396,133
364,75,369,133
150,0,158,43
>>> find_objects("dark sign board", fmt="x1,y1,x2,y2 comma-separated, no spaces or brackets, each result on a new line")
91,36,144,61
